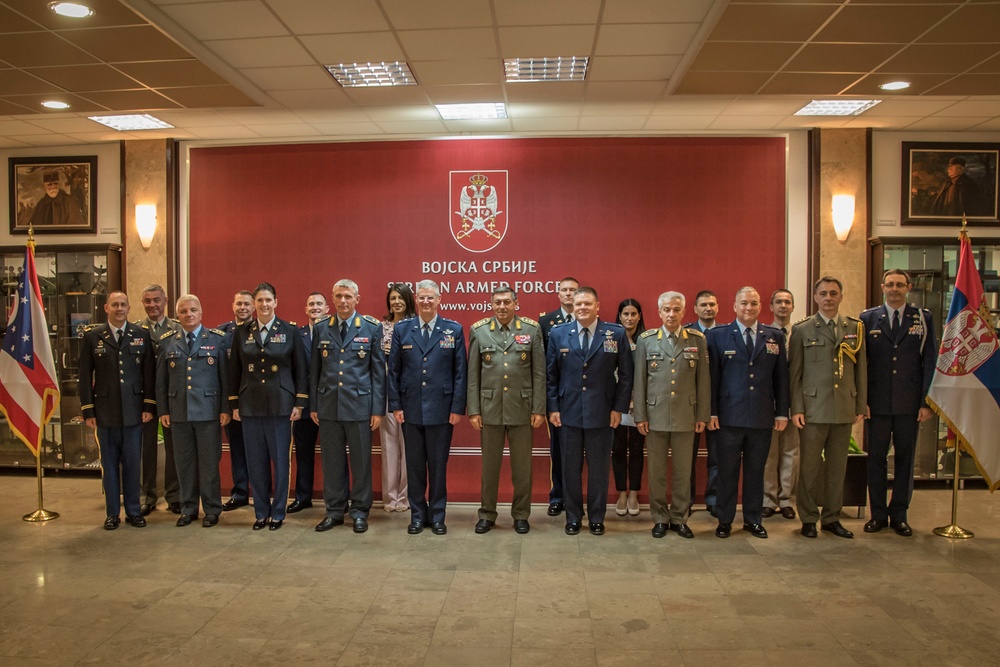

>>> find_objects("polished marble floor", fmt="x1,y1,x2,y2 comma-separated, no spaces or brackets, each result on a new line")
1,471,999,666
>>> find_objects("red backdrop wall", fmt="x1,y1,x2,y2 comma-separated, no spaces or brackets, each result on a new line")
188,136,787,504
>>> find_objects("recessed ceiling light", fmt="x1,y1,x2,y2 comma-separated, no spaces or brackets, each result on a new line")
794,100,881,116
41,100,71,110
87,114,174,131
436,103,508,120
48,2,94,18
505,57,589,82
325,62,416,87
879,81,911,91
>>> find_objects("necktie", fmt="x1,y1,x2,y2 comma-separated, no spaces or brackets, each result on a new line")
423,323,430,342
187,332,196,354
116,329,123,346
260,325,268,345
829,318,836,335
891,310,900,337
340,321,348,341
666,331,676,354
745,327,754,356
581,327,590,351
566,314,573,324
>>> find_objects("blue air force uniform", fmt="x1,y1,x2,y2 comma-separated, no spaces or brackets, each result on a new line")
540,307,572,507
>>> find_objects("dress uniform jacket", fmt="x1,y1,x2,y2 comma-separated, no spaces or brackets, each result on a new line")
79,322,156,426
310,313,386,421
860,304,936,416
632,327,710,431
155,327,230,421
227,317,308,416
545,320,633,428
387,316,467,425
707,323,790,428
789,314,867,423
539,308,570,347
467,315,546,425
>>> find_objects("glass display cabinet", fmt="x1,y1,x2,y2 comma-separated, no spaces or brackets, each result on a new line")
0,245,122,469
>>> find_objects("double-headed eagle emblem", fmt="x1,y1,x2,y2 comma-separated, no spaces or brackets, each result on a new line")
455,173,503,240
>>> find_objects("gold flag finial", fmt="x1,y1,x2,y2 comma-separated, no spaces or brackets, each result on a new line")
27,223,36,249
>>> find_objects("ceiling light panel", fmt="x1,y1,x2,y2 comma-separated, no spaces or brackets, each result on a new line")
505,57,588,82
794,99,881,116
436,103,508,120
87,113,175,131
325,62,416,87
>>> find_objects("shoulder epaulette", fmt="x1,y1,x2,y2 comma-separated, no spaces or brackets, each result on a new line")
288,320,297,326
686,328,705,338
83,324,96,332
140,323,150,329
639,328,657,339
845,315,861,322
519,316,539,326
539,311,546,317
472,317,490,329
792,315,812,326
362,314,379,325
210,328,226,336
170,317,180,323
159,330,174,341
315,315,332,325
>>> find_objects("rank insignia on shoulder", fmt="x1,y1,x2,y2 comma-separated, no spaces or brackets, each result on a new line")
519,316,538,326
159,330,174,340
686,328,704,338
473,317,490,329
640,329,657,338
210,328,225,335
355,316,361,327
363,314,379,325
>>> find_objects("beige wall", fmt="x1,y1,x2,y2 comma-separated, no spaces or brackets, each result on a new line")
123,139,172,314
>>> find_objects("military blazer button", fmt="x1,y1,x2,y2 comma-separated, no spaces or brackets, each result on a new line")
582,387,587,391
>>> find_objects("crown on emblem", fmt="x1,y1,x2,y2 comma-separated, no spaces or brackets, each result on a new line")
469,173,488,186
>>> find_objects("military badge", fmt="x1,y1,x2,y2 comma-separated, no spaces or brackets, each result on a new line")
323,350,329,358
515,334,530,344
272,333,286,344
208,357,215,365
603,339,618,353
440,335,455,348
271,365,278,372
521,352,527,360
359,349,366,359
249,364,254,372
170,361,176,368
765,341,779,355
484,354,491,362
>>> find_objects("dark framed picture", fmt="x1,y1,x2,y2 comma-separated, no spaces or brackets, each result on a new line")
8,156,97,234
902,142,999,226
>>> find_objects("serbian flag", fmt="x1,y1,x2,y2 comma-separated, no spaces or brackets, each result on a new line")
0,241,59,456
927,229,1000,490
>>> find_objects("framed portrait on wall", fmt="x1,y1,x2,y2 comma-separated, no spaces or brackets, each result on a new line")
8,156,97,234
902,142,999,226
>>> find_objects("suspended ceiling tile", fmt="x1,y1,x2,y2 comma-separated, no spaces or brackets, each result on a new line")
441,118,512,133
494,0,601,26
920,4,1000,43
757,72,863,95
185,125,264,139
774,116,851,130
968,117,1000,131
364,105,439,121
244,123,321,137
219,109,301,124
578,115,647,131
650,98,731,116
595,24,699,57
673,71,772,95
936,100,1000,117
64,26,193,62
785,44,902,73
156,85,257,108
0,68,65,95
603,0,713,25
374,119,448,133
815,5,956,43
15,0,145,29
0,136,32,148
342,86,431,106
498,26,596,58
422,84,504,104
294,108,371,123
584,81,665,101
1,92,104,113
396,29,497,60
692,42,801,72
878,44,1000,74
25,116,118,133
861,98,958,117
0,119,51,134
906,116,992,131
159,1,288,40
505,102,581,117
843,73,953,96
267,88,356,108
971,53,1000,74
204,37,316,68
580,101,654,116
707,5,837,42
308,121,384,135
24,64,140,92
411,59,501,86
929,73,1000,96
81,89,180,110
0,5,44,33
510,116,580,132
643,114,717,131
266,0,390,34
708,114,782,130
0,32,99,67
299,32,405,64
504,81,584,103
241,65,333,91
12,132,84,146
152,110,236,126
587,55,681,82
117,61,229,88
721,98,808,116
382,0,492,30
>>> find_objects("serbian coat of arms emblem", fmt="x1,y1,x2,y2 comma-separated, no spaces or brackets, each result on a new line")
450,170,508,252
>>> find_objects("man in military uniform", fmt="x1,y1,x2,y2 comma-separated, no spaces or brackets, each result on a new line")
763,289,800,520
310,279,385,534
539,276,579,517
137,284,182,516
635,291,710,539
217,290,253,511
156,295,230,527
79,291,156,530
789,276,867,539
685,289,720,517
860,269,937,537
468,286,546,534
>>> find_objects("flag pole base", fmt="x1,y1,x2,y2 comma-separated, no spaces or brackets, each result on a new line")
933,523,973,539
22,509,59,523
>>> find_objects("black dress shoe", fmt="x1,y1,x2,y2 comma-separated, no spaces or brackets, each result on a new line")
139,503,154,516
801,522,817,538
743,522,768,538
176,514,194,527
268,520,283,531
706,504,718,518
565,521,581,535
202,514,219,527
513,519,530,534
407,521,424,534
670,523,694,539
286,499,313,514
864,518,888,533
222,497,248,512
651,523,669,538
761,507,776,518
353,517,369,533
315,517,343,532
890,520,913,537
781,506,797,520
103,516,120,530
547,502,564,516
821,521,854,539
252,518,269,530
126,515,146,528
168,502,182,515
589,522,605,535
430,522,447,535
715,522,731,538
474,519,494,534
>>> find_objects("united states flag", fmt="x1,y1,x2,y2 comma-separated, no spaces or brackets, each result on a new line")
0,242,59,456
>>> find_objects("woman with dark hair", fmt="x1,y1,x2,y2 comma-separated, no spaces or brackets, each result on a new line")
614,298,646,517
228,282,308,530
379,283,416,511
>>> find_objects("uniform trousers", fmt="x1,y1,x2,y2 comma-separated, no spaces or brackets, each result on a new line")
646,430,695,525
548,423,564,504
715,426,771,525
141,419,179,506
560,425,613,524
402,422,452,524
225,419,249,502
241,416,291,521
379,407,408,509
612,424,645,492
866,413,918,523
479,424,533,522
764,423,799,510
97,424,143,517
319,419,373,520
690,430,718,507
797,422,852,525
292,416,319,503
170,420,223,517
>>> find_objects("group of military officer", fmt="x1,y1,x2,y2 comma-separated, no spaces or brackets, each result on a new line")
81,268,936,539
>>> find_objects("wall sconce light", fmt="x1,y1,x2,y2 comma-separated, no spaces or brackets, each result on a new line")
135,204,157,249
831,194,855,243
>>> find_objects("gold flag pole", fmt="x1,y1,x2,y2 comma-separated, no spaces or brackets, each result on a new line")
22,226,59,522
